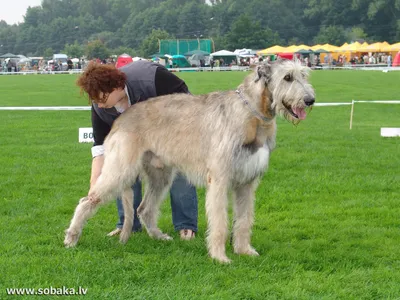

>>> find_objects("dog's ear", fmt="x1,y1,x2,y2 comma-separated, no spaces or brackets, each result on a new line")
255,63,272,83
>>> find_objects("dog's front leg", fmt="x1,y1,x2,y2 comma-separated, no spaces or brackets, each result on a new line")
232,181,259,256
64,195,100,247
205,176,231,263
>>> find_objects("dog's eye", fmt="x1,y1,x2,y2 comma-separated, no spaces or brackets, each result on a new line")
284,74,292,81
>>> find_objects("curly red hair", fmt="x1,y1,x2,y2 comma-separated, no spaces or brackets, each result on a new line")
76,62,127,103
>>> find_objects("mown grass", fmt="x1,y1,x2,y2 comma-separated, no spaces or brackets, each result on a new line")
0,70,399,299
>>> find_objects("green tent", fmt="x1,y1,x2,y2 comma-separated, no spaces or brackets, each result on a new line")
172,55,191,68
313,49,330,54
296,49,314,55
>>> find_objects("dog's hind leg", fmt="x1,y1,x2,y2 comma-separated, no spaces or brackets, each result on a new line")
232,181,259,256
119,188,134,244
137,152,175,240
206,174,231,263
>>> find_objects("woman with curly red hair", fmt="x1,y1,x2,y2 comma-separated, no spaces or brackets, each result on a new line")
77,60,198,240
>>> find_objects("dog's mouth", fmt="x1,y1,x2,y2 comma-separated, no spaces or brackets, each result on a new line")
283,102,308,120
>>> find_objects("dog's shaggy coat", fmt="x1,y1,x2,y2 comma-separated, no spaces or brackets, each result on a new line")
64,60,315,263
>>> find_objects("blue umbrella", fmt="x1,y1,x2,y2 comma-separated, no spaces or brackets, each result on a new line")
172,55,186,59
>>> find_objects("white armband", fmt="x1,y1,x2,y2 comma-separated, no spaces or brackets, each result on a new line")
91,145,105,158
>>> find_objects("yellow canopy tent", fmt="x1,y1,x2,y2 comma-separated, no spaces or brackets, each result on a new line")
358,42,388,52
379,42,393,52
379,41,390,51
311,44,323,51
322,44,340,52
388,42,400,51
283,44,311,53
282,45,297,53
257,45,286,55
339,42,362,52
337,43,349,51
317,44,339,61
384,42,400,58
292,44,310,52
333,42,363,61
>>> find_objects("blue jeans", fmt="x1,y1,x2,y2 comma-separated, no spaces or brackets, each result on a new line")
116,173,198,232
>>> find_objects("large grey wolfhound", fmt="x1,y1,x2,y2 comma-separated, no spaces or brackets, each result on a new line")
64,59,315,263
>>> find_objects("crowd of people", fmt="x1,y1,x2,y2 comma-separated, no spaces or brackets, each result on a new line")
322,53,393,67
0,56,120,73
0,50,396,73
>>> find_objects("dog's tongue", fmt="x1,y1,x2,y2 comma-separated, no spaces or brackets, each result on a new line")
292,108,307,120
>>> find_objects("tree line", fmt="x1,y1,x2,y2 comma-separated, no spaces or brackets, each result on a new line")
0,0,398,58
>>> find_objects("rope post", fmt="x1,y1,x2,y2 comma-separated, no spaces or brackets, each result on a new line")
349,100,355,129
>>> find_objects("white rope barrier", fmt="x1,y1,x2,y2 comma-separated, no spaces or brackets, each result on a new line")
0,106,90,110
349,100,400,129
0,102,355,111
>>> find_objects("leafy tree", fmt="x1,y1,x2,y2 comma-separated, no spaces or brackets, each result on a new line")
76,14,106,44
85,39,109,59
112,46,136,56
314,25,347,45
88,31,122,49
24,6,43,27
176,2,210,38
0,25,19,54
63,41,84,58
346,27,368,42
1,0,399,56
43,47,54,59
224,15,281,50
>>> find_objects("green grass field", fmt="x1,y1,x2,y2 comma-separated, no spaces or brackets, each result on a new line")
1,70,400,299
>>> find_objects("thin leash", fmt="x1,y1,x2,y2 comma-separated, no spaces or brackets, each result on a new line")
235,88,274,122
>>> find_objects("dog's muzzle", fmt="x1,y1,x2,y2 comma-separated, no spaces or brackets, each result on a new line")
283,96,315,120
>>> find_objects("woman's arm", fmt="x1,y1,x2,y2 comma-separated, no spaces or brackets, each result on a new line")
90,155,104,189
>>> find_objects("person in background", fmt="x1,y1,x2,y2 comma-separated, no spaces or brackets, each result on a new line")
7,59,12,72
67,57,73,70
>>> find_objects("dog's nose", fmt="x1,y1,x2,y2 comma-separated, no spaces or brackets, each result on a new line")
304,96,315,106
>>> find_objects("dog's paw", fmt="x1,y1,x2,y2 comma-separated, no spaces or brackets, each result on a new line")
119,230,131,244
211,253,232,264
148,229,173,241
64,230,80,248
234,246,259,256
158,233,173,241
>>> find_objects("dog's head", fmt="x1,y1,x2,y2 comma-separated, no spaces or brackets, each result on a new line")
254,59,315,123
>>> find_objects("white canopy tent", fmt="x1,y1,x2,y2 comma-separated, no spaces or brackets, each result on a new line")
234,48,257,57
210,50,238,66
132,56,146,61
210,50,237,56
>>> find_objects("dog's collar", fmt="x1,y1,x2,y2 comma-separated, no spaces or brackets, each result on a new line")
235,89,274,122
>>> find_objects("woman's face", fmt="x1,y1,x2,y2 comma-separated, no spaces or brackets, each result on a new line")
97,88,126,108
